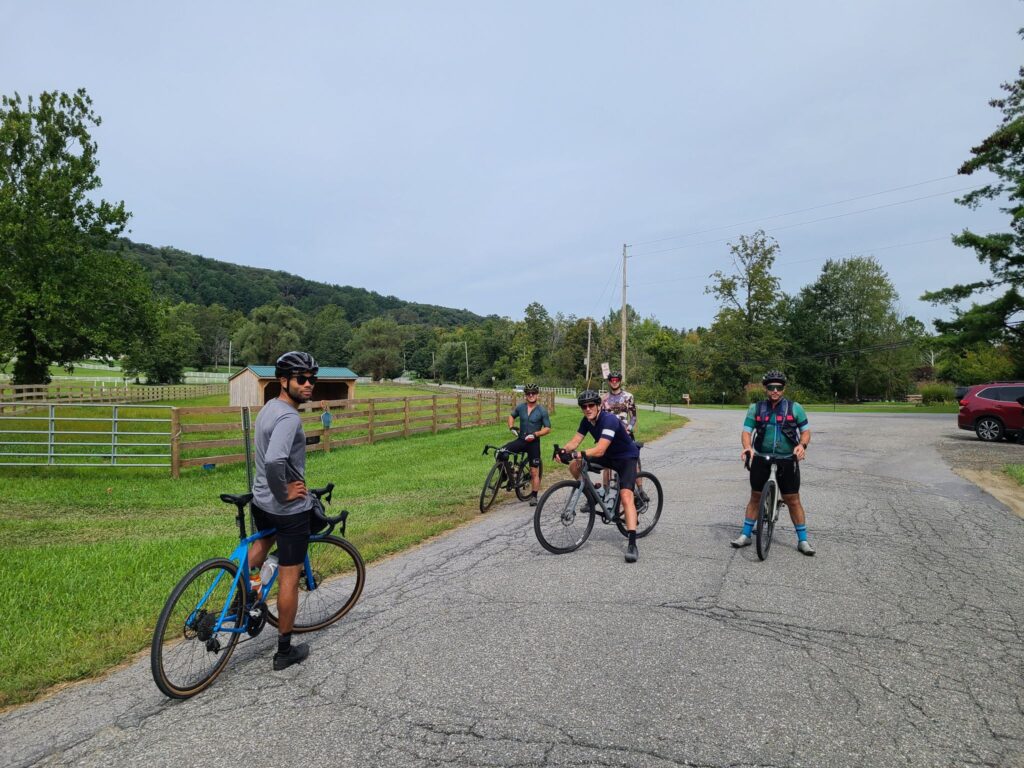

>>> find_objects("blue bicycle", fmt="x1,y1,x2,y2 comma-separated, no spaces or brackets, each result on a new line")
150,484,365,698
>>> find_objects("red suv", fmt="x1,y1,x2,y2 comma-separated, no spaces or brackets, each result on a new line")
957,382,1024,441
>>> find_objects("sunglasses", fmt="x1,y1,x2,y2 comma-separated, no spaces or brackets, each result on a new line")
581,402,599,410
292,374,318,385
765,384,784,392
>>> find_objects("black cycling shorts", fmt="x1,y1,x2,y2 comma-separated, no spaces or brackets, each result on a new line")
590,456,639,491
501,437,542,467
251,505,311,566
749,455,800,495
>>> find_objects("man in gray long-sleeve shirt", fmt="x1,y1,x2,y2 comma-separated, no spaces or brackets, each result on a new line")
249,350,319,670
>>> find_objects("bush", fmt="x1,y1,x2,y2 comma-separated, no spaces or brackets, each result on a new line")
920,383,955,405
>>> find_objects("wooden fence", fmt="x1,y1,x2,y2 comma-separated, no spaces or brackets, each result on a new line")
170,390,555,478
0,382,227,410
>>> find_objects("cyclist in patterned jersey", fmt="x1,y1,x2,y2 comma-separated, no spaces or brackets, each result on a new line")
601,371,637,435
556,390,642,563
733,370,815,556
601,371,637,490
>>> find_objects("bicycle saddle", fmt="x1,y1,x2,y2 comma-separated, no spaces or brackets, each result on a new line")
220,492,253,506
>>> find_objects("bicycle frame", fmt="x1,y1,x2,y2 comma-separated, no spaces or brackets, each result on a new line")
567,459,619,519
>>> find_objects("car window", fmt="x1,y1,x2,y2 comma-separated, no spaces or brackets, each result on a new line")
977,387,1002,401
999,386,1024,402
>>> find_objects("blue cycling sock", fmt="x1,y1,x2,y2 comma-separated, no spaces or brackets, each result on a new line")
795,524,808,542
742,518,755,537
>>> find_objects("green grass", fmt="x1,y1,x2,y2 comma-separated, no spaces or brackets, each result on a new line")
1005,465,1024,486
0,406,686,706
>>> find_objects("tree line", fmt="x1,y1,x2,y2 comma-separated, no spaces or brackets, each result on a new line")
4,67,1024,397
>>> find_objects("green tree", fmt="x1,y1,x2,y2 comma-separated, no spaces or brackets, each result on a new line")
232,303,306,365
703,230,785,395
938,343,1016,384
789,257,912,400
349,317,404,380
303,304,352,367
122,303,201,384
0,89,154,383
922,44,1024,374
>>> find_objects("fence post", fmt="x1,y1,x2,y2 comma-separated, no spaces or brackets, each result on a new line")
170,407,181,479
457,394,463,429
404,397,410,436
476,393,483,426
432,395,438,433
368,400,376,444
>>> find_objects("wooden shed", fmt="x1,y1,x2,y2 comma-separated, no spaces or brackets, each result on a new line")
228,365,359,407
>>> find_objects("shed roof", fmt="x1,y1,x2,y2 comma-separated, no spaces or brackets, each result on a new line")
230,365,359,381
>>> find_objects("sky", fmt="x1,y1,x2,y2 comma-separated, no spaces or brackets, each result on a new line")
3,1,1022,332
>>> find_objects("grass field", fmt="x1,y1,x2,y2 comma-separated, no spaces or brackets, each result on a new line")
0,403,685,706
1005,464,1024,486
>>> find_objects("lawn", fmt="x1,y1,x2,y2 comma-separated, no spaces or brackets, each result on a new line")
0,404,685,706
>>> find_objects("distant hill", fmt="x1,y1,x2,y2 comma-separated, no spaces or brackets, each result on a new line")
113,238,485,327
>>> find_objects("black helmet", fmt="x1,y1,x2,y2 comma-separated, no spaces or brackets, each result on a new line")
762,370,787,386
608,371,622,381
524,383,539,394
275,351,319,379
577,389,602,407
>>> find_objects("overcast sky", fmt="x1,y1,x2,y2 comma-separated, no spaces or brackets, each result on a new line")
3,2,1022,331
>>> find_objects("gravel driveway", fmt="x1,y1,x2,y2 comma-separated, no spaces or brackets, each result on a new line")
3,409,1022,768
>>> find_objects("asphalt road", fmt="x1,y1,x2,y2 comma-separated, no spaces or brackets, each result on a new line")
4,410,1023,768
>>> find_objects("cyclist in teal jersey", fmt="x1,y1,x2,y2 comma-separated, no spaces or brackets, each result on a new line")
733,371,815,556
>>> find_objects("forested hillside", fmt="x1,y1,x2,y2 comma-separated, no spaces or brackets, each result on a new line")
113,239,484,327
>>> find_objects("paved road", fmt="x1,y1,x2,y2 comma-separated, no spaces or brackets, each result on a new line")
4,411,1023,767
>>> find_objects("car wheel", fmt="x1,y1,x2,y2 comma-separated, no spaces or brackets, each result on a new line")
976,417,1004,442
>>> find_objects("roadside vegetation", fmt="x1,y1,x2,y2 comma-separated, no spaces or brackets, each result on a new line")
0,404,684,707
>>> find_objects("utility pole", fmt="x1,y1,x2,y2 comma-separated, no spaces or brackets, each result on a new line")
585,319,593,384
228,340,232,373
463,341,470,384
620,243,628,382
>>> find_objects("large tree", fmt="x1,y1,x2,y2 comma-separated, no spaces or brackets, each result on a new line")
922,43,1024,373
789,257,916,400
703,230,785,395
0,89,154,383
232,303,306,365
349,317,404,380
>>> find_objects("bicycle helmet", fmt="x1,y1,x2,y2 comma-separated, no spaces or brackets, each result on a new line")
275,351,319,379
577,389,602,407
761,370,787,386
524,383,539,394
608,371,622,381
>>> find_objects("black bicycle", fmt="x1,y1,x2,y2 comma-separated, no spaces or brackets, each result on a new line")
533,446,663,554
150,484,365,698
745,452,785,560
479,436,540,512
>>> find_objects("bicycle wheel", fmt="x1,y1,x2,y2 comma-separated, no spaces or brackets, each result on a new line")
615,472,663,539
151,558,242,699
480,462,506,513
514,460,533,501
266,536,366,632
755,479,777,561
534,480,595,554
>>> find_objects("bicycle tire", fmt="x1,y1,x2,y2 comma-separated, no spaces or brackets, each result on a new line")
151,558,242,699
756,479,777,560
266,535,366,632
534,480,595,554
615,471,663,539
514,459,533,501
479,462,505,513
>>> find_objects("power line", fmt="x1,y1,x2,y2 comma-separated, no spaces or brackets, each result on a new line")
629,184,980,259
628,175,960,248
629,236,950,288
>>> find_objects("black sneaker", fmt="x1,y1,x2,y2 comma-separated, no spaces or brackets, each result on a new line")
273,642,310,670
625,542,639,563
529,493,538,506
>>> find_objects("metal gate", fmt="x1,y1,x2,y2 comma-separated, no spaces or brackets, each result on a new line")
0,402,172,468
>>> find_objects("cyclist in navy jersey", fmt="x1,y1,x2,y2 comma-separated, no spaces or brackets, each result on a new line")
555,390,642,563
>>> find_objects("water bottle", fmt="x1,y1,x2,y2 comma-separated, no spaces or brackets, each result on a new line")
249,568,262,594
259,554,278,585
